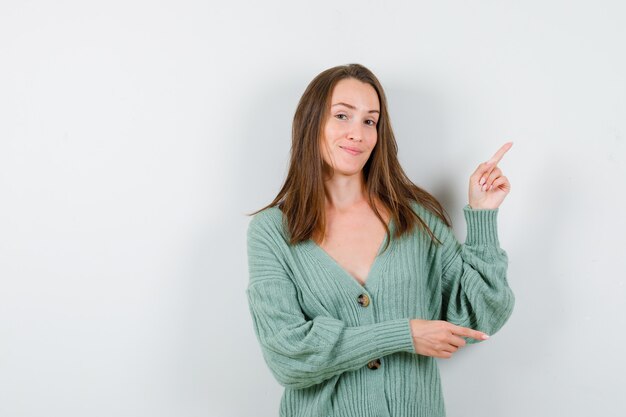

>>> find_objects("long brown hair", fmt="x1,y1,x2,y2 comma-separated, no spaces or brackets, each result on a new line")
248,63,452,251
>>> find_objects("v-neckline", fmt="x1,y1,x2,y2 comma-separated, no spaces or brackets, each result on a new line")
303,218,395,291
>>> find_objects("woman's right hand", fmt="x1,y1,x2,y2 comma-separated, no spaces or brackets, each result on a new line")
409,319,490,359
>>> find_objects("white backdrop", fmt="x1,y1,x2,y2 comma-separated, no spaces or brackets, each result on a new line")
1,1,625,416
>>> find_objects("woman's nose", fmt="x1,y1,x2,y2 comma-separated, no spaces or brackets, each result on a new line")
347,121,364,141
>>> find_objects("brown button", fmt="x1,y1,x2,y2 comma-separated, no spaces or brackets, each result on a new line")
357,293,370,307
367,359,381,370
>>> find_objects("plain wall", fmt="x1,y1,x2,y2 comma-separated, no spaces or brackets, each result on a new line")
1,1,625,416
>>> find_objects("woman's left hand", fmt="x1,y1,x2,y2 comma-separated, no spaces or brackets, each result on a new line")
468,142,513,210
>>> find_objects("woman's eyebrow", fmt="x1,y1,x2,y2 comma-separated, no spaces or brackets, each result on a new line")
332,102,380,114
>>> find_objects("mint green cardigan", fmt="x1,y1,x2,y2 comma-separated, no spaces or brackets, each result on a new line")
245,201,515,417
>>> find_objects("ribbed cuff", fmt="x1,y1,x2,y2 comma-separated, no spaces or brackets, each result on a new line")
372,318,416,355
463,204,500,246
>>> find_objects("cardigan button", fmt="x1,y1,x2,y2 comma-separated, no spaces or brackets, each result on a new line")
367,358,381,370
357,293,370,307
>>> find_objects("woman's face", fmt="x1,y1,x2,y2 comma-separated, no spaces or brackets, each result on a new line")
320,78,380,178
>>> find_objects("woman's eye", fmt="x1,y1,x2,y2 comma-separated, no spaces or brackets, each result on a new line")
335,114,348,120
366,120,377,126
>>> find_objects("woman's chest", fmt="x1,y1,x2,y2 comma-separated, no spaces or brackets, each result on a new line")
288,234,443,323
315,215,389,287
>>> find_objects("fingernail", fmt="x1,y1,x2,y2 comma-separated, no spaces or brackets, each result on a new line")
482,334,490,340
479,178,486,185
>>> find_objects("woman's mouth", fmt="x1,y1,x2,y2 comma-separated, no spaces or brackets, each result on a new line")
340,146,362,156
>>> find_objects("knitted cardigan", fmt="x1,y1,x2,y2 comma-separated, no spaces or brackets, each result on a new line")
245,201,515,417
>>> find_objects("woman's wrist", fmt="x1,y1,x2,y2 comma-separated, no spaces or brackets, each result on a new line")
467,203,499,210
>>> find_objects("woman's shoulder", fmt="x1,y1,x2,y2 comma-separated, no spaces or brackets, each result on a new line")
247,206,289,241
408,199,443,225
406,199,452,238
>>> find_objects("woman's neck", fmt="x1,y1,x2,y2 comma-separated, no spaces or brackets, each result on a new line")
322,172,367,212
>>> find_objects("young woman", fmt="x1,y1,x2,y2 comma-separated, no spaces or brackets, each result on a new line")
245,63,515,417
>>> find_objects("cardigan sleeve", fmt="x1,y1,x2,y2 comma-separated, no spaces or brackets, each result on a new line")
439,204,515,345
246,215,417,389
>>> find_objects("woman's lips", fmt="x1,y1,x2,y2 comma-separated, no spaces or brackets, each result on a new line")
340,146,362,156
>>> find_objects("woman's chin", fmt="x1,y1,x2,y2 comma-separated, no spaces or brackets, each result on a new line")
322,161,366,178
335,166,365,177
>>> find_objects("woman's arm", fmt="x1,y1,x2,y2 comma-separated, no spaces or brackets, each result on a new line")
439,205,515,344
246,215,416,389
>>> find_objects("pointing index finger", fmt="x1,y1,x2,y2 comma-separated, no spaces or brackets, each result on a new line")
452,324,489,341
488,141,513,164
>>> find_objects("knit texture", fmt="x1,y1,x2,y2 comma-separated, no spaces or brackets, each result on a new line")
245,201,515,417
